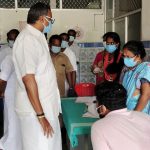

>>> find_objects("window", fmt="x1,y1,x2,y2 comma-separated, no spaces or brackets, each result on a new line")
0,0,102,9
114,0,141,17
105,0,141,42
0,0,15,8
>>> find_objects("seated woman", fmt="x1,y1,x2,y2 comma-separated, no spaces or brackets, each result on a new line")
92,32,123,84
120,40,150,114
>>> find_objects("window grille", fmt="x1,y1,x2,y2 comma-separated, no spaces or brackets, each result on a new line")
62,0,102,9
0,0,15,8
18,0,50,8
0,0,102,9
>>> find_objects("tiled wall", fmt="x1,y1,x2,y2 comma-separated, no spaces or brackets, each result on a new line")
143,41,150,61
78,42,104,83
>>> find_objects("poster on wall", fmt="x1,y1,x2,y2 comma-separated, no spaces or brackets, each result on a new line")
73,26,84,40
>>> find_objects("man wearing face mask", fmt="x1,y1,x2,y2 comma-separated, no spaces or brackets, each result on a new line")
0,29,21,150
60,33,77,97
13,2,62,150
49,34,73,97
91,82,150,150
68,29,81,83
0,29,19,66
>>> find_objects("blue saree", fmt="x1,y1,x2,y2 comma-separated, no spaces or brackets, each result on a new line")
122,62,150,114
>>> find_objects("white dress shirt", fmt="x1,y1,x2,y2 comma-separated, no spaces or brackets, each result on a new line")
69,42,80,62
63,47,77,71
0,45,11,66
91,108,150,150
13,24,61,120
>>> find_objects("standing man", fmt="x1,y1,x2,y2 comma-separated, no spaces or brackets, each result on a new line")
68,29,81,83
13,2,62,150
60,33,77,97
49,34,73,97
0,29,22,150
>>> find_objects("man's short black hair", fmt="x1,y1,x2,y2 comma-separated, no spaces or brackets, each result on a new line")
95,82,127,111
49,34,62,44
7,29,19,39
68,29,76,36
7,29,19,38
59,33,69,41
27,2,50,24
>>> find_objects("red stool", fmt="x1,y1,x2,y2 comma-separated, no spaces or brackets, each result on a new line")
75,83,96,97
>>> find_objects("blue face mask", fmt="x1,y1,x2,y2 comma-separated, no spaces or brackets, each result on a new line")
69,36,75,42
51,46,61,54
105,45,117,53
61,40,69,48
8,40,15,48
124,57,137,68
43,17,52,33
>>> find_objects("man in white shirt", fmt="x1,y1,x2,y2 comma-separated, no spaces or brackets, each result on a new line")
60,33,77,97
0,29,21,150
68,29,80,63
13,2,62,150
0,29,19,66
91,82,150,150
68,29,81,83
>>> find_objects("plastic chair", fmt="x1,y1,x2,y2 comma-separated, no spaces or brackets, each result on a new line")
75,83,96,97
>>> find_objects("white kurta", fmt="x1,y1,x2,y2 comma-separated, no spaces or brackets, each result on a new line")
0,54,22,150
63,47,77,95
63,47,77,71
69,42,80,62
0,45,11,66
13,24,62,150
91,109,150,150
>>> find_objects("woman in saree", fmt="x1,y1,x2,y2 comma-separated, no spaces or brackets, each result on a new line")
92,32,123,84
121,40,150,114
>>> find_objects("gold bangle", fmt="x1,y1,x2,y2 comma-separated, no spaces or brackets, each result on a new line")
37,115,45,119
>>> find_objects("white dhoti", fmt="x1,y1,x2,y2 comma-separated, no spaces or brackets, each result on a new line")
18,113,62,150
0,99,22,150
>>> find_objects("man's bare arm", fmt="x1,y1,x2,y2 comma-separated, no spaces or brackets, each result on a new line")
22,74,54,137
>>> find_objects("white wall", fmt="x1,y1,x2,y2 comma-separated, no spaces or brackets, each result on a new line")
0,9,104,43
141,0,150,41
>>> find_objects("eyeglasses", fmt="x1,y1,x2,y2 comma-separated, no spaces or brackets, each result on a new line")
45,16,55,24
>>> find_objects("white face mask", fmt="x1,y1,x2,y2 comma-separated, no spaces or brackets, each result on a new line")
8,40,15,48
88,103,99,117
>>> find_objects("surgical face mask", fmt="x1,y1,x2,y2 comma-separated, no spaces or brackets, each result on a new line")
61,40,69,48
103,41,106,49
8,40,15,48
43,17,52,33
51,46,61,54
105,44,117,53
69,36,75,42
124,56,137,68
